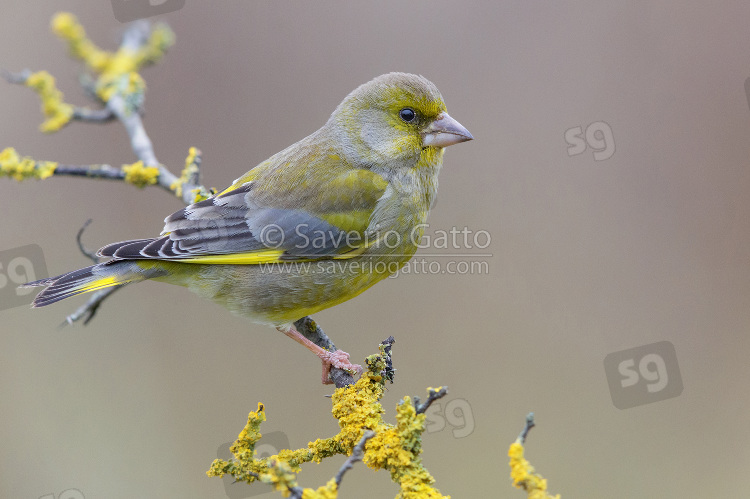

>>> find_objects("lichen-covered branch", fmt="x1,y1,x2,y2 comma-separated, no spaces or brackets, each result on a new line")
2,12,212,204
0,12,213,325
508,413,560,499
334,429,375,487
208,338,450,498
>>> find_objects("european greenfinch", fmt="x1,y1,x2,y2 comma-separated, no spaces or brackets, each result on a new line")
27,72,473,383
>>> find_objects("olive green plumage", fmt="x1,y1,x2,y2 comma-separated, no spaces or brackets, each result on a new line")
28,72,473,330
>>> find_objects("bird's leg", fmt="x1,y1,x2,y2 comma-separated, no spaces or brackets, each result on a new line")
277,325,362,384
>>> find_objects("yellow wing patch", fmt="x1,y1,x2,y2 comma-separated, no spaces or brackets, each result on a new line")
177,249,285,265
173,242,375,265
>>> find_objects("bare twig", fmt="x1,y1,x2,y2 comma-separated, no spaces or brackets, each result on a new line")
106,91,158,164
0,68,31,84
60,286,124,326
72,106,115,122
54,163,125,180
414,386,448,415
335,429,375,487
76,219,100,263
518,412,535,444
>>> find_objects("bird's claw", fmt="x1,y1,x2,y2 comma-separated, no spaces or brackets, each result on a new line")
317,349,362,384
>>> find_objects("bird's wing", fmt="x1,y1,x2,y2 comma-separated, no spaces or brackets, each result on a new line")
98,148,389,264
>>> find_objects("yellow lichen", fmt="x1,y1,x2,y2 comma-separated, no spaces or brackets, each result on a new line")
171,146,201,198
134,24,175,66
262,460,302,495
15,13,173,134
96,72,146,105
188,187,215,203
208,344,449,499
51,12,110,72
48,12,173,107
508,441,560,499
301,479,338,499
0,147,57,181
24,71,74,132
122,160,159,188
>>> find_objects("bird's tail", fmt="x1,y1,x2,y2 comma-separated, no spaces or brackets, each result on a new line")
24,260,165,307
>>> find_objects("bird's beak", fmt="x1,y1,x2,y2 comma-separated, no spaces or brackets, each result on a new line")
422,112,473,148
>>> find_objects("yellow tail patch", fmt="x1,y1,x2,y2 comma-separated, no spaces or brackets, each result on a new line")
76,275,122,293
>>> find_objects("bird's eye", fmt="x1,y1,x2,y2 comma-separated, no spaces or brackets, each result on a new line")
399,108,416,123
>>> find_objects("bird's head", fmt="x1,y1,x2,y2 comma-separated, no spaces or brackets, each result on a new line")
328,72,472,168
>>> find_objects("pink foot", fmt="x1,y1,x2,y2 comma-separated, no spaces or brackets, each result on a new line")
278,325,362,384
317,349,363,384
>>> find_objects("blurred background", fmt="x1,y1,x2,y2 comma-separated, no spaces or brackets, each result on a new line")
2,1,750,498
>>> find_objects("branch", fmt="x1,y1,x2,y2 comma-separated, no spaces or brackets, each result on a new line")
2,14,210,321
380,335,395,383
0,68,29,84
518,412,535,444
508,413,560,499
208,339,451,498
334,429,375,486
293,317,356,388
76,219,99,263
2,14,209,202
55,163,125,180
72,106,115,123
265,431,376,499
414,385,448,415
61,287,123,326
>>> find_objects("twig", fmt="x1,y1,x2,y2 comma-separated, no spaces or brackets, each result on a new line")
294,316,337,351
76,219,99,263
78,73,99,102
105,22,202,203
64,217,120,326
1,68,31,84
72,106,115,122
381,335,395,383
414,386,448,415
294,317,355,388
335,430,375,486
60,286,123,326
2,19,205,321
518,412,535,444
106,91,159,165
52,163,126,180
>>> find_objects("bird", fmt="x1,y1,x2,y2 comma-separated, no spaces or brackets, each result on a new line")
25,72,473,383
